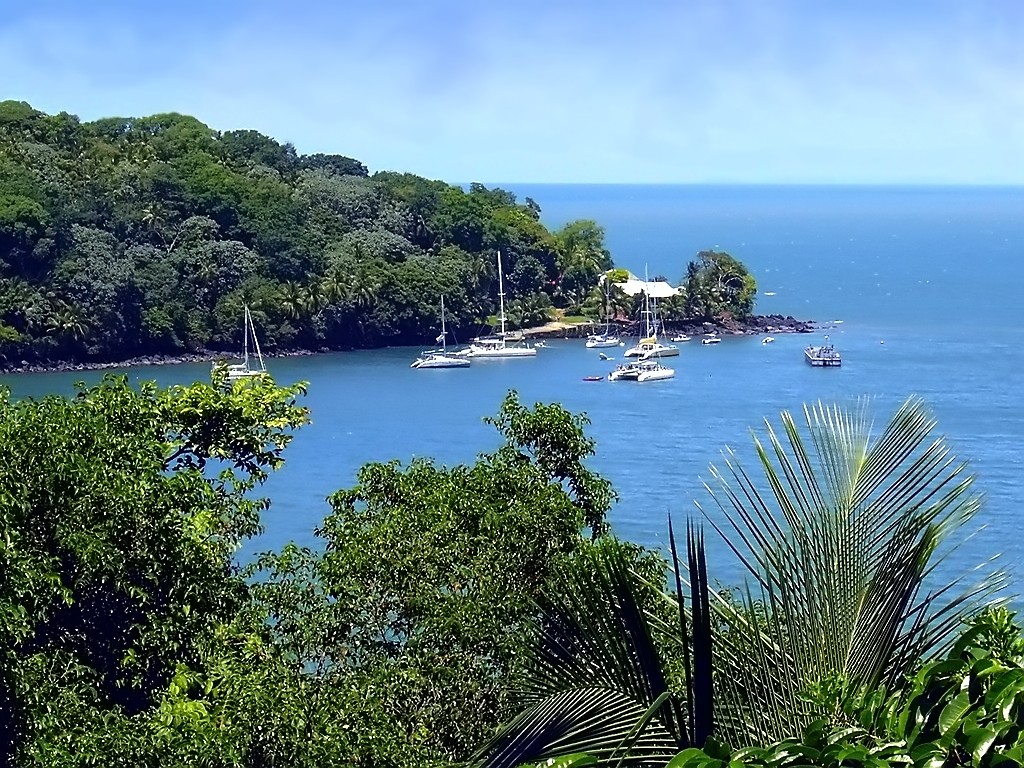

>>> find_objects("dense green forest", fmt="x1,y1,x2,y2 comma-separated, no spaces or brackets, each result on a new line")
0,100,615,364
1,370,1017,767
0,101,756,368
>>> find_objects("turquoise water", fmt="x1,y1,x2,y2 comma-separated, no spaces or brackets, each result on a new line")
5,185,1023,591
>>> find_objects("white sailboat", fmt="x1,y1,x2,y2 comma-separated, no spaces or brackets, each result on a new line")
411,296,471,369
457,251,537,358
216,304,267,382
624,286,678,360
585,278,621,348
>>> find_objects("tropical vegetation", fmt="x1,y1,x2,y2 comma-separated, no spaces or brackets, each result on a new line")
0,100,616,367
1,101,758,370
0,366,1017,767
578,250,758,330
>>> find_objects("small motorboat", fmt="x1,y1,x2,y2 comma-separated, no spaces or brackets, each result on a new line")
762,336,775,344
582,375,604,382
702,335,721,345
671,333,692,342
598,352,612,361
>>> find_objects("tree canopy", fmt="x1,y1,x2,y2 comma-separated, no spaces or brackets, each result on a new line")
0,102,615,367
0,373,1014,768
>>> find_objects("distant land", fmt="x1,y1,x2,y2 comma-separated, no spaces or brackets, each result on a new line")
1,101,796,373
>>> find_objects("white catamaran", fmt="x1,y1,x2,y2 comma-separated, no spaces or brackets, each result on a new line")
457,251,537,358
411,296,471,369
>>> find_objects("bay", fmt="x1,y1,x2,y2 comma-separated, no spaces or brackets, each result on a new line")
4,185,1023,592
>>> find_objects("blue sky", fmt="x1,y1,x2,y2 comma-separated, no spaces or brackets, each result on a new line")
2,0,1021,183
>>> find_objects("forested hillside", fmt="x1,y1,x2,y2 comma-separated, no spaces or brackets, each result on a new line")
0,100,613,366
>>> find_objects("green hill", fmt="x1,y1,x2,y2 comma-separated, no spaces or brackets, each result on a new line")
0,101,612,366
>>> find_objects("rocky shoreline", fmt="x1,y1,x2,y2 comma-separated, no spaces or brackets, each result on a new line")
0,315,815,375
0,349,320,376
523,313,817,339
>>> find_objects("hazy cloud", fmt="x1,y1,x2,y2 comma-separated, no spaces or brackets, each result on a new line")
2,0,1021,182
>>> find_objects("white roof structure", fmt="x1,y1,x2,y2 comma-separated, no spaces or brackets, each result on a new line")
613,272,680,298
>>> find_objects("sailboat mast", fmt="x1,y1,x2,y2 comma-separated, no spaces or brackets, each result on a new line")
603,278,611,334
497,251,506,337
249,309,265,371
242,305,250,364
643,266,653,337
440,295,447,353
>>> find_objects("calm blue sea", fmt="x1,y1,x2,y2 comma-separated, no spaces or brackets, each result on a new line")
4,185,1023,592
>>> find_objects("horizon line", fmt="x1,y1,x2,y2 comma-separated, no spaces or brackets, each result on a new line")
459,181,1024,189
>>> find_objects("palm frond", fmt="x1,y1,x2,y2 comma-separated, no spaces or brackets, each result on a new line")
476,688,679,768
698,396,1005,745
474,536,714,767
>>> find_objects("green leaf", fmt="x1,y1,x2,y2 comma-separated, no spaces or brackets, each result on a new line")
529,755,599,768
938,691,972,736
967,727,998,765
666,748,713,768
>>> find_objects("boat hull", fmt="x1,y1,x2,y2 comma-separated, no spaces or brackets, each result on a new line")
585,336,620,348
640,345,679,360
411,353,471,369
804,346,842,366
626,343,679,358
610,361,675,382
637,367,675,382
460,345,537,358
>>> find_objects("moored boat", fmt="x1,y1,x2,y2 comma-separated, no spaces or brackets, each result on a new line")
585,333,620,349
804,337,842,367
457,252,537,358
609,359,675,382
412,296,471,369
214,304,267,382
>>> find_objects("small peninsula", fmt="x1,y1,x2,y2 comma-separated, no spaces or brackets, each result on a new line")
1,102,809,374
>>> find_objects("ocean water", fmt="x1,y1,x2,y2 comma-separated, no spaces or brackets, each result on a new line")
4,185,1023,592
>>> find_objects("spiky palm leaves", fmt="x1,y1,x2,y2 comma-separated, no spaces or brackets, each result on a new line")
476,397,1003,766
703,397,1004,746
473,532,714,767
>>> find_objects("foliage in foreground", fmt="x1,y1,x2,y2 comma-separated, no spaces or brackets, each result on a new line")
652,607,1024,768
251,391,622,761
701,396,1004,746
0,381,628,766
1,375,1016,768
0,373,309,765
474,525,714,768
502,397,1004,767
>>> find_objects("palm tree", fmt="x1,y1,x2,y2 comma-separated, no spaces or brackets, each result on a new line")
606,282,631,323
299,282,326,318
473,529,714,768
478,398,1002,765
345,273,379,310
45,306,89,348
280,281,305,321
701,397,1002,746
472,254,496,295
319,269,346,306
